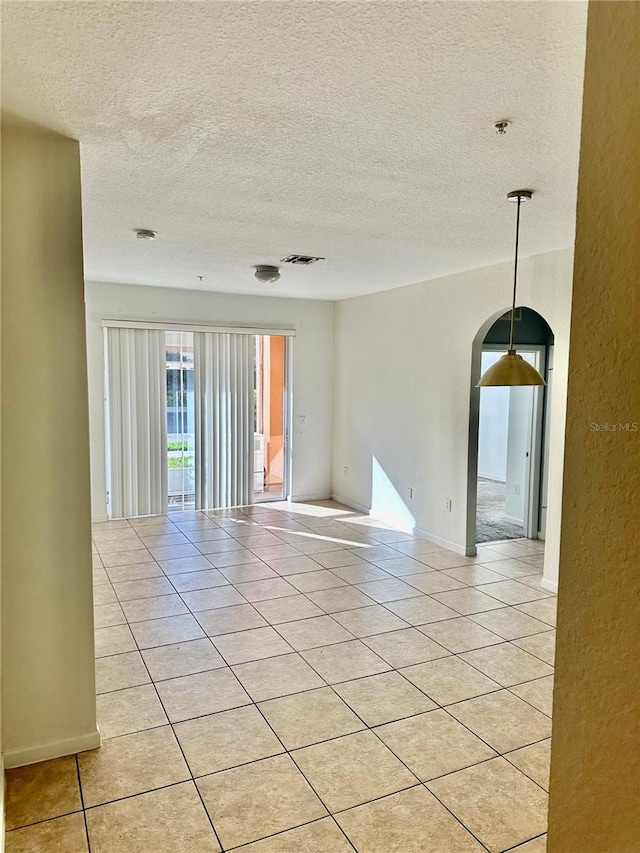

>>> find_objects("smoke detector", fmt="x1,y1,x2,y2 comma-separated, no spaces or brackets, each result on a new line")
135,229,156,240
254,265,281,284
281,254,324,265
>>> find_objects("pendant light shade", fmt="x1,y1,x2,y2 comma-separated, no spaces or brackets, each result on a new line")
477,350,546,387
477,190,546,387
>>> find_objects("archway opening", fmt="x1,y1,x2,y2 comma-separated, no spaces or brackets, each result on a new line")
468,307,554,549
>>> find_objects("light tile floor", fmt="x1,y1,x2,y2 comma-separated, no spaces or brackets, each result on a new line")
5,501,555,852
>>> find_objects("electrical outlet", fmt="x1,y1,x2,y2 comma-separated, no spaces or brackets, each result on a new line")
299,414,306,425
343,466,348,477
445,498,452,512
514,483,520,495
408,487,413,499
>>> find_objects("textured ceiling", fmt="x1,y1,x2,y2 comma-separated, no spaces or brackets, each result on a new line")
1,1,587,300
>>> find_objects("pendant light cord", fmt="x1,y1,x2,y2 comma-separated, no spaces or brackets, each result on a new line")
509,196,521,353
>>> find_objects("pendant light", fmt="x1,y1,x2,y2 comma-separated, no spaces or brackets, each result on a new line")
477,190,546,387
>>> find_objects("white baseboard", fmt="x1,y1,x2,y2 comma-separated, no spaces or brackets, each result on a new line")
3,727,101,769
478,473,506,483
328,502,470,557
91,514,109,523
504,514,524,526
413,527,470,556
331,494,371,515
289,493,332,503
541,578,558,594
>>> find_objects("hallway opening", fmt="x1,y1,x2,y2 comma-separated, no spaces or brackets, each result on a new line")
469,309,554,550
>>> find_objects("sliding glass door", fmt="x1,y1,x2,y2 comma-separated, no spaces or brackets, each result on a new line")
167,331,288,508
106,324,291,517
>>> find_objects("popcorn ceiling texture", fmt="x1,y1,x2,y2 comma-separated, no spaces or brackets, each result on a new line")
2,1,586,299
548,2,640,849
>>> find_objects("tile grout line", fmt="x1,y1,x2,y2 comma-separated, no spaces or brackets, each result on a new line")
99,603,226,852
502,831,548,851
96,532,434,849
225,815,358,852
120,544,310,853
172,565,553,723
96,526,553,720
232,596,496,850
74,754,93,853
119,506,374,852
89,505,554,850
93,658,553,786
205,507,552,837
240,692,361,852
96,514,554,714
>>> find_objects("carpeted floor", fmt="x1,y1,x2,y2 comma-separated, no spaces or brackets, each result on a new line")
476,477,525,543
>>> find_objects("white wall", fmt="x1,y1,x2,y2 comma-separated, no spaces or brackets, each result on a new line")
478,353,509,482
332,248,572,587
85,282,334,519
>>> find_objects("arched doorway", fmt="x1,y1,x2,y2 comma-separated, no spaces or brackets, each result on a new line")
467,307,554,551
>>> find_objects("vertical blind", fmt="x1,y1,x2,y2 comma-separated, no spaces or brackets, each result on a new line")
194,333,254,510
106,327,167,518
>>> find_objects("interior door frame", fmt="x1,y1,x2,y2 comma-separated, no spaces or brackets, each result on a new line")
538,345,553,540
522,345,547,539
477,344,547,541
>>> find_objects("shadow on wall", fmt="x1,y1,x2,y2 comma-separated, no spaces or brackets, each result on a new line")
370,457,416,531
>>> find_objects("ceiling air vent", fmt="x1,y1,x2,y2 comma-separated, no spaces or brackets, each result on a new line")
281,254,325,265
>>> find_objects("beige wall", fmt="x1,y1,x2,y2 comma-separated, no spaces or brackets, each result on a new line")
1,122,98,766
0,128,3,841
548,2,640,849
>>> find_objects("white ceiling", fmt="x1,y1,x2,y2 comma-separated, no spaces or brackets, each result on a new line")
2,1,587,301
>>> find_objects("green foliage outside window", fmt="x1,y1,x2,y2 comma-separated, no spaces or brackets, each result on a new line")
168,455,195,469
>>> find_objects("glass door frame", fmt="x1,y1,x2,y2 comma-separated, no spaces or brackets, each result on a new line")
165,330,195,512
253,334,292,504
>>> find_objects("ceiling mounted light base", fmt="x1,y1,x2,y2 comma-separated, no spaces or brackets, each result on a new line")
507,189,532,203
477,350,546,387
254,265,280,284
